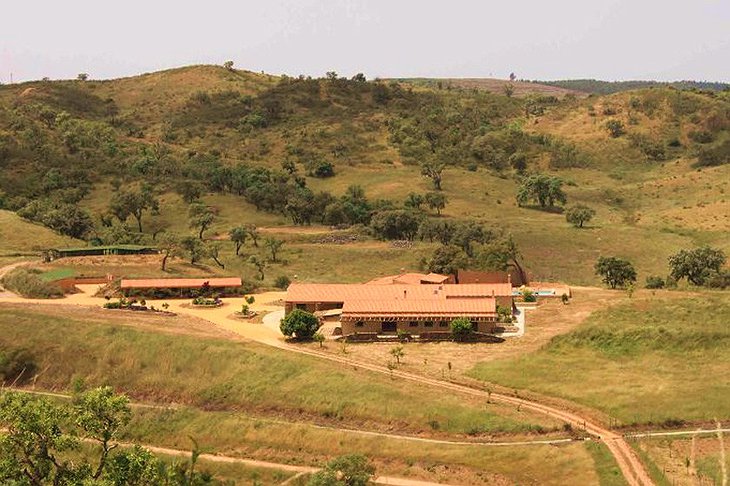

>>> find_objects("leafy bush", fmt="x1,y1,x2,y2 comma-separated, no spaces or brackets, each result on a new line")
605,119,625,138
280,309,320,340
521,289,537,302
274,275,291,289
450,317,474,341
1,269,63,298
307,454,374,486
645,275,666,289
705,270,730,289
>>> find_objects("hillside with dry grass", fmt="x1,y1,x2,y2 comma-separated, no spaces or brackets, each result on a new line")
0,65,728,287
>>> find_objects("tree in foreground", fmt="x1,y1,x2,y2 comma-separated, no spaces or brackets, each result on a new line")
516,174,567,208
668,246,726,286
158,232,183,271
0,388,221,485
595,256,637,289
450,317,474,342
280,309,320,340
307,454,374,486
565,204,596,228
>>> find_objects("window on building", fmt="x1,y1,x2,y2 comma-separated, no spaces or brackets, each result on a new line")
409,321,418,327
439,321,448,327
296,303,307,310
355,321,364,327
424,321,434,327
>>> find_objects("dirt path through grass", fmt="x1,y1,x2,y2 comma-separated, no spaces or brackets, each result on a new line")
0,285,654,485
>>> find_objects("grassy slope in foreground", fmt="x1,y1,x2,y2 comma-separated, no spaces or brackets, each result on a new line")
469,294,730,425
0,304,558,436
0,209,80,255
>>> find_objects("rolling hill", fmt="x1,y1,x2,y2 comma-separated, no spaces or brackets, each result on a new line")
0,64,728,286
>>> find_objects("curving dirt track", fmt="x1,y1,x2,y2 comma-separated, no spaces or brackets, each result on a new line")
0,268,654,485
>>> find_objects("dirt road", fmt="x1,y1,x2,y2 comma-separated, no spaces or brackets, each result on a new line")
0,279,654,485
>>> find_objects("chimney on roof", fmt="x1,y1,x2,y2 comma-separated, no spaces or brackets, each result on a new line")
507,273,512,285
403,289,407,299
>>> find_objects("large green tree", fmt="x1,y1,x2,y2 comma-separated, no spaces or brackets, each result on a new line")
516,174,567,208
565,204,596,228
109,185,160,233
595,256,637,289
280,309,320,340
668,246,726,286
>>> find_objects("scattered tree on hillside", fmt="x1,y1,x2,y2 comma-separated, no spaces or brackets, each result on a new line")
223,60,234,71
228,226,248,255
404,193,424,210
503,84,515,98
207,242,225,268
280,309,320,340
264,237,285,262
188,202,216,239
516,174,567,208
180,235,208,264
509,152,528,174
668,246,726,286
248,254,267,280
351,73,367,82
176,180,204,204
246,224,260,247
158,233,183,271
595,256,637,289
370,210,422,241
565,204,596,228
605,119,625,138
108,185,159,233
77,73,89,81
420,159,445,190
423,245,469,275
425,191,447,215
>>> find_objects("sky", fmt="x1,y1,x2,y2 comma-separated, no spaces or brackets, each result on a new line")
2,0,729,83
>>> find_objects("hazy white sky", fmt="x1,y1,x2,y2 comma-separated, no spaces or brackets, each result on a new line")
2,0,728,83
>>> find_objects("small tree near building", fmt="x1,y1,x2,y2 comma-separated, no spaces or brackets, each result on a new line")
280,309,320,340
595,256,637,289
565,204,596,228
450,317,474,342
390,346,405,364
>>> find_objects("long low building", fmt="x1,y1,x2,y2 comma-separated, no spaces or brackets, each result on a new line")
120,277,243,296
285,282,509,336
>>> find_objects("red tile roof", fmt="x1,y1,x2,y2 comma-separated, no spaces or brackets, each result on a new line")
342,298,496,317
120,277,242,289
286,282,511,303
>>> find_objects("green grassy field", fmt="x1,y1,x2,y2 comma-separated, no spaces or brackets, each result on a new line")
0,210,80,255
468,294,730,425
123,406,601,485
0,304,560,436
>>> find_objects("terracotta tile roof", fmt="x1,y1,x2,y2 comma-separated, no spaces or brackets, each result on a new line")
342,298,496,317
286,282,512,303
120,277,242,289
